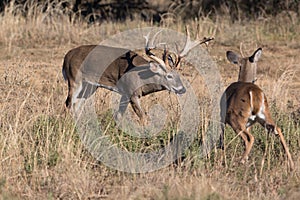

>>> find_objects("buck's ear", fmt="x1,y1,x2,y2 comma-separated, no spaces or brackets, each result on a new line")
249,48,262,63
226,51,240,64
149,62,164,74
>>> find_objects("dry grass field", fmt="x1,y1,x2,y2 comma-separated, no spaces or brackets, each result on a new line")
0,2,300,200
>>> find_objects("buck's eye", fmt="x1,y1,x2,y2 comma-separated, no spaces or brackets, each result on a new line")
166,74,173,79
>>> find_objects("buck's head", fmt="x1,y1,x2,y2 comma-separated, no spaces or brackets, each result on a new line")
148,62,186,95
226,48,262,83
144,26,213,95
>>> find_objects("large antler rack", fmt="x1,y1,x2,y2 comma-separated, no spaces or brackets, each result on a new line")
173,25,214,69
144,27,214,70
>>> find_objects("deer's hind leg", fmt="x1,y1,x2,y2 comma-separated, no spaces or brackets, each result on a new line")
240,127,254,163
257,106,295,170
229,114,254,163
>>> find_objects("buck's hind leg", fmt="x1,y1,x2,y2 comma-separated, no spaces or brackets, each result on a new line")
219,123,225,150
72,82,83,112
65,80,83,112
219,93,227,150
65,80,73,109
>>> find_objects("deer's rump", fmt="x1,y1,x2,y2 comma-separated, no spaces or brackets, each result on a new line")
220,82,263,123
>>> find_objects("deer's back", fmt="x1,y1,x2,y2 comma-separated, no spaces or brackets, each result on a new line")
63,45,148,86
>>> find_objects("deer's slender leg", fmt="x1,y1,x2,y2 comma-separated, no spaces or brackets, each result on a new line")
130,95,146,125
276,127,295,170
230,118,254,163
66,80,73,108
240,127,254,163
219,103,226,149
72,82,83,112
219,93,227,150
115,95,130,121
219,123,225,150
257,110,295,170
79,81,97,99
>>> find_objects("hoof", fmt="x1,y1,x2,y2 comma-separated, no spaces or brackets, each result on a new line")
217,142,224,150
240,156,248,164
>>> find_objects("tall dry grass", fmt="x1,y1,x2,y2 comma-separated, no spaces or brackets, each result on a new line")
0,1,299,199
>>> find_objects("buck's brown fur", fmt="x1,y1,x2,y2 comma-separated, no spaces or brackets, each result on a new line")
62,44,186,124
63,28,212,124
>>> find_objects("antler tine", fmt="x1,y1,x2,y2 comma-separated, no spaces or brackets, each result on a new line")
144,31,153,55
144,30,166,69
179,26,215,57
178,25,201,58
173,25,214,69
185,25,191,47
143,31,151,48
196,23,200,40
144,30,163,51
150,29,163,49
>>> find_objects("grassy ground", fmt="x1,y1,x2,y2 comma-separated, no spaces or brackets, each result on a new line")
0,3,300,200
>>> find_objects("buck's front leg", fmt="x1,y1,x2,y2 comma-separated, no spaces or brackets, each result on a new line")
130,95,147,126
115,95,130,124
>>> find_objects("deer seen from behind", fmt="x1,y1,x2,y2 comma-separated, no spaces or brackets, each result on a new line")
220,48,294,170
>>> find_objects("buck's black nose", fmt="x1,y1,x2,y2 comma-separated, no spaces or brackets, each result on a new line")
177,86,186,95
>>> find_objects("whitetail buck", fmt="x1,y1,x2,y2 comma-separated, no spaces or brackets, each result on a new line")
220,48,294,170
62,27,213,124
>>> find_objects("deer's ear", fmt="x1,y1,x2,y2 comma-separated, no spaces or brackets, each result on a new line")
149,62,164,74
226,51,240,64
249,48,262,63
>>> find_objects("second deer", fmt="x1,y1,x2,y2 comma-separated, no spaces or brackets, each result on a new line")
220,48,294,170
